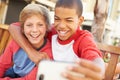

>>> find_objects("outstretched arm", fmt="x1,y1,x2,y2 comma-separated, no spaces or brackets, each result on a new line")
8,23,49,65
62,58,105,80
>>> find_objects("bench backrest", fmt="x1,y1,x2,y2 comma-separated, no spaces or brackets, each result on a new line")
0,24,12,55
97,42,120,80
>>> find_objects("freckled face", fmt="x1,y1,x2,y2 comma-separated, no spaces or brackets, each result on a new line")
54,7,82,41
23,15,47,48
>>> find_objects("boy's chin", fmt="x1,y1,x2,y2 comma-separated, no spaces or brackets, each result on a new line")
58,36,69,41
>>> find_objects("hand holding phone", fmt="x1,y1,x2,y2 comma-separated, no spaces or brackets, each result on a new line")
36,60,84,80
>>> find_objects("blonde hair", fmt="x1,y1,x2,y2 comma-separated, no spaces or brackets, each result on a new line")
19,4,50,29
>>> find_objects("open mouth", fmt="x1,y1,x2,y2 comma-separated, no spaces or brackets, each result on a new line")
30,34,40,39
57,30,69,37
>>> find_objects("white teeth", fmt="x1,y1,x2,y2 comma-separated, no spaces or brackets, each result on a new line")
59,31,67,34
30,34,39,38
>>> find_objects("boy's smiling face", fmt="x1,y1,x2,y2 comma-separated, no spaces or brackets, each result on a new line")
23,15,47,48
54,7,83,41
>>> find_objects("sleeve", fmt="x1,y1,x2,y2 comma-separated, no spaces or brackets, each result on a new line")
0,41,13,77
10,22,21,27
79,32,103,61
0,67,38,80
0,40,19,77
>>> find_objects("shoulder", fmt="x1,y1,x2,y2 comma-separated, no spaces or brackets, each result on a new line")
78,29,93,38
39,39,51,52
7,39,20,53
74,29,94,42
39,39,53,59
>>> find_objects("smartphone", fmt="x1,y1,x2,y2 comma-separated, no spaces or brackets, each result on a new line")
36,60,84,80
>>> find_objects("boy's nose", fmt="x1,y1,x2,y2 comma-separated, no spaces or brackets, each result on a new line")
32,26,38,32
58,21,66,28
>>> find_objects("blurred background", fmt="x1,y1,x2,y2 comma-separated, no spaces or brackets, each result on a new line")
0,0,120,46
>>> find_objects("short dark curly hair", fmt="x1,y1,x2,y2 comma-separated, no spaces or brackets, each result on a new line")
55,0,83,17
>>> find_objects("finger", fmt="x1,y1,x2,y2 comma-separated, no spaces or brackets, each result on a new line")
67,62,103,80
67,60,103,80
62,72,92,80
80,59,101,72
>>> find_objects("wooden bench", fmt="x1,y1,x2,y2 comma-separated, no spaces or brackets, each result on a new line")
97,42,120,80
0,24,12,55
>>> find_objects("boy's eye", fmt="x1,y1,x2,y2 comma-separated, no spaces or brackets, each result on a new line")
26,24,32,27
38,24,43,26
54,18,60,21
66,19,73,22
54,16,60,21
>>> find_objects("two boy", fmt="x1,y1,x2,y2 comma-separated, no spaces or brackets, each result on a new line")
9,0,105,80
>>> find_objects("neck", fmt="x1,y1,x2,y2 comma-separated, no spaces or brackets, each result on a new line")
33,38,47,51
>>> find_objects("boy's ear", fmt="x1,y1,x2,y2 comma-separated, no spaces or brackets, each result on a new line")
78,16,84,25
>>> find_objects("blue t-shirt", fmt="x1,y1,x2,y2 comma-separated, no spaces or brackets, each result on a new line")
13,48,35,77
